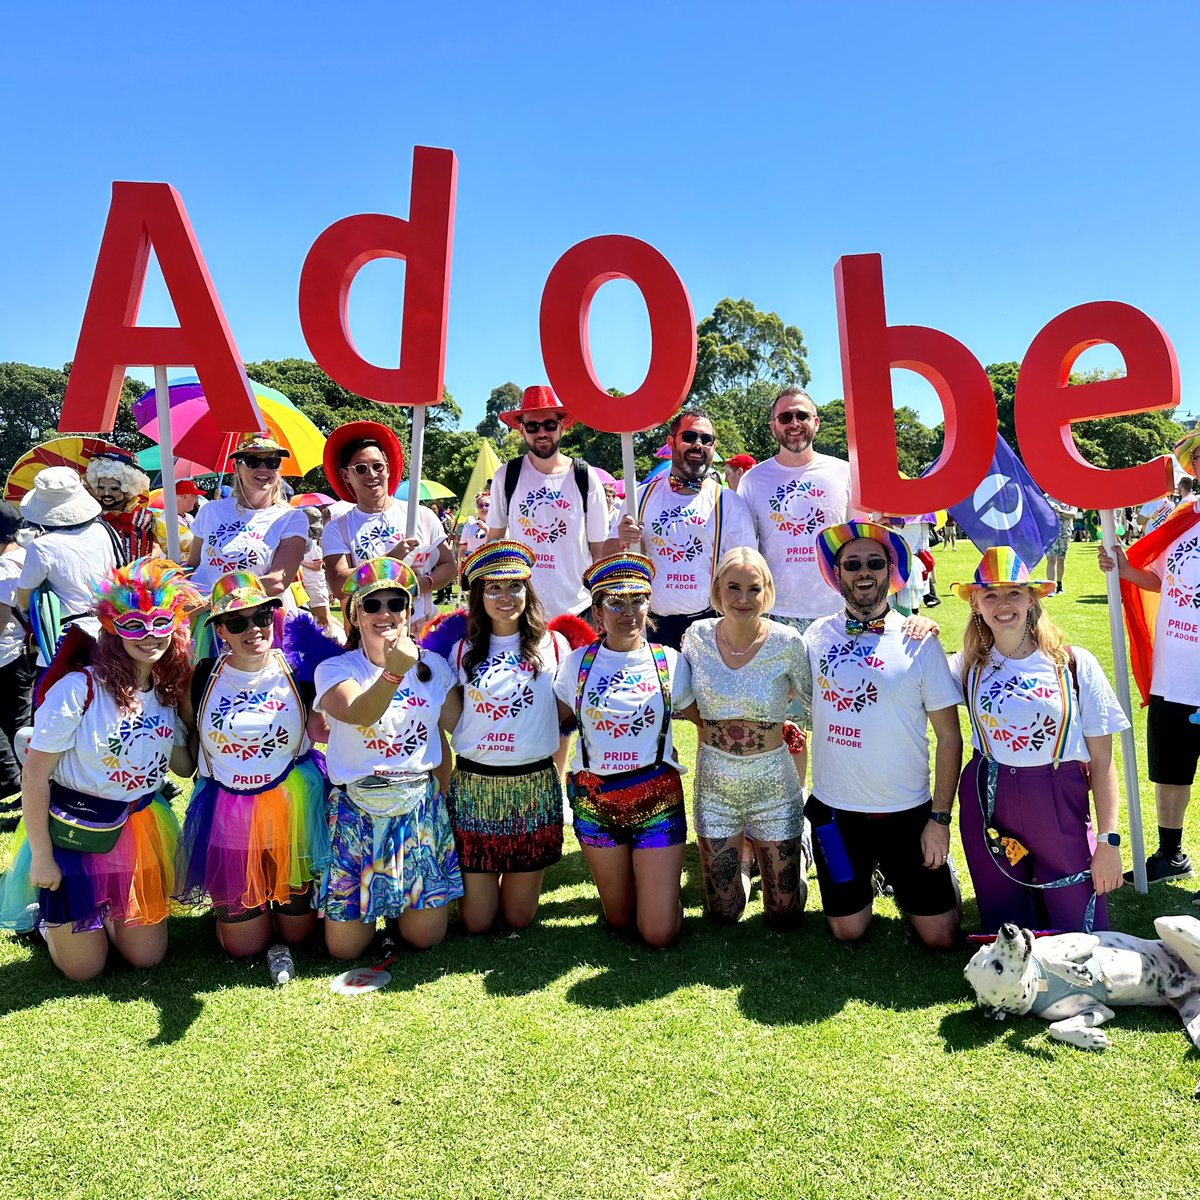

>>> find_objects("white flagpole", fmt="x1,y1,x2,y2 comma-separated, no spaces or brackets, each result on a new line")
153,366,182,563
621,433,639,552
1100,508,1148,893
405,405,426,539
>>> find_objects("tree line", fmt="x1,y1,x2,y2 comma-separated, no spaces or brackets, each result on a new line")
0,296,1188,503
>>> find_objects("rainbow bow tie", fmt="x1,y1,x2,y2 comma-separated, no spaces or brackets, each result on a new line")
845,615,887,636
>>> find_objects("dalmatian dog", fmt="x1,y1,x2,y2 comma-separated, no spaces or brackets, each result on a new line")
965,917,1200,1077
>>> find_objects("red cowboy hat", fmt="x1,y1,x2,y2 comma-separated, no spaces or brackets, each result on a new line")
323,421,406,503
498,385,575,430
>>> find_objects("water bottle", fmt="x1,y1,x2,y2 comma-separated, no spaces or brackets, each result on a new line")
267,943,295,985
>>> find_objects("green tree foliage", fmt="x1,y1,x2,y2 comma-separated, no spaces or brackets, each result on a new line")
0,362,148,478
477,382,521,445
690,298,810,402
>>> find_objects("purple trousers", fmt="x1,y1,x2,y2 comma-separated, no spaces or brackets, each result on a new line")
958,752,1107,934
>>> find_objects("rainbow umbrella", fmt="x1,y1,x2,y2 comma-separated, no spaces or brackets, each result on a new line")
133,374,326,476
289,492,337,508
4,436,127,502
394,479,455,502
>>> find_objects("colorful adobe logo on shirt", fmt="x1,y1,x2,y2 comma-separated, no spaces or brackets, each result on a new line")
353,513,403,562
466,651,536,718
817,640,885,713
1165,535,1200,610
517,485,571,545
101,713,172,789
974,675,1059,753
582,668,659,737
767,480,829,538
649,503,707,563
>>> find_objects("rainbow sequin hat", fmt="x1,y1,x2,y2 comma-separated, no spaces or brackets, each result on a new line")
1173,430,1200,477
815,520,911,596
342,556,420,607
205,571,282,624
230,434,290,460
582,553,655,597
951,546,1055,601
462,540,535,587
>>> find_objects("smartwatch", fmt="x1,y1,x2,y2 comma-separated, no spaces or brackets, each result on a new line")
928,811,952,826
1096,831,1121,847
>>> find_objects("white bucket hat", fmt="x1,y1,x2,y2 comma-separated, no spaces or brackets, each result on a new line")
19,466,101,528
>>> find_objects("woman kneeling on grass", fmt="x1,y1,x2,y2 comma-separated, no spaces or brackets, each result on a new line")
445,541,569,933
680,547,810,926
553,554,694,948
950,547,1128,933
176,572,330,957
0,560,197,980
314,558,462,960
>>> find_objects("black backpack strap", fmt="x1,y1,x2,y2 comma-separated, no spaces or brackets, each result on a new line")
190,654,218,716
503,458,523,513
1065,645,1080,699
572,459,590,518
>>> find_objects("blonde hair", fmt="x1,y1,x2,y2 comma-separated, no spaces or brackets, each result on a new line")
960,591,1066,678
710,546,776,615
232,458,287,509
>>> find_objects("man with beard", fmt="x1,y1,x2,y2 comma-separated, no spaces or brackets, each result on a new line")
85,450,168,562
486,386,608,619
616,411,756,649
800,520,962,947
738,388,858,635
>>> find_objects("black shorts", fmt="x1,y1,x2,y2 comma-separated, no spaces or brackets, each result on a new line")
1147,694,1200,786
804,795,958,919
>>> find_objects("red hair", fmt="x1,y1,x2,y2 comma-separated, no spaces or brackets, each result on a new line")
91,626,194,713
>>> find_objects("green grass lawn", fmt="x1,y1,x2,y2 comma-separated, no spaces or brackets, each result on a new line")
1,540,1198,1200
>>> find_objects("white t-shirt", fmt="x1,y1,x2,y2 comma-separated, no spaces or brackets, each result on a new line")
18,523,119,616
31,669,175,801
488,458,609,617
553,642,694,775
314,648,454,785
949,647,1129,766
197,651,310,790
189,498,308,594
322,500,446,621
449,631,568,765
803,610,961,813
1148,517,1200,704
458,517,489,561
738,453,856,619
0,548,27,669
635,477,757,616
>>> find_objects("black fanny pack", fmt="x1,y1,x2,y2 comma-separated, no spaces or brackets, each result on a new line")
47,781,142,854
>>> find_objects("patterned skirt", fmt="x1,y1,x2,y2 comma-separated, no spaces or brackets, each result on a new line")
317,775,463,922
446,757,564,873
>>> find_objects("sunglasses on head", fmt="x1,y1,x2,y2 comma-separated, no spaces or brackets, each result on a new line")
237,455,283,470
349,461,388,477
840,556,889,573
522,419,560,434
220,608,275,634
361,595,410,614
774,411,815,425
678,430,715,446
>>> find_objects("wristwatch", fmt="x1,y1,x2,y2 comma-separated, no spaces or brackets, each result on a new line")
1096,831,1121,847
928,811,952,826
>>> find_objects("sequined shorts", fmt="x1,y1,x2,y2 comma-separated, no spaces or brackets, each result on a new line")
693,743,806,842
567,763,687,850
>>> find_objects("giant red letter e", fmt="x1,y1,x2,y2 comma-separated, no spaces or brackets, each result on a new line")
61,182,259,434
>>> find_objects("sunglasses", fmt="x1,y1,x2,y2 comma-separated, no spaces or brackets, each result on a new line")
361,595,411,614
678,430,715,446
236,455,283,470
839,556,889,573
774,411,815,425
349,461,388,477
522,419,560,434
602,596,650,614
220,609,275,634
483,582,527,599
113,610,178,640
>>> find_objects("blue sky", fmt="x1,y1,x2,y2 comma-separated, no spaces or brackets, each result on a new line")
2,1,1198,432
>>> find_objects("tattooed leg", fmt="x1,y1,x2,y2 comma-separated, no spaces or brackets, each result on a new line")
699,836,749,924
758,838,807,929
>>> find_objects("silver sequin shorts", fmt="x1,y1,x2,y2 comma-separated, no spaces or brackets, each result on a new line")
693,743,806,842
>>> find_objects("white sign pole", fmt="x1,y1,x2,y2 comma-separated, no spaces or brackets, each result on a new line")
621,433,639,552
153,365,182,564
405,405,426,539
1100,508,1147,893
